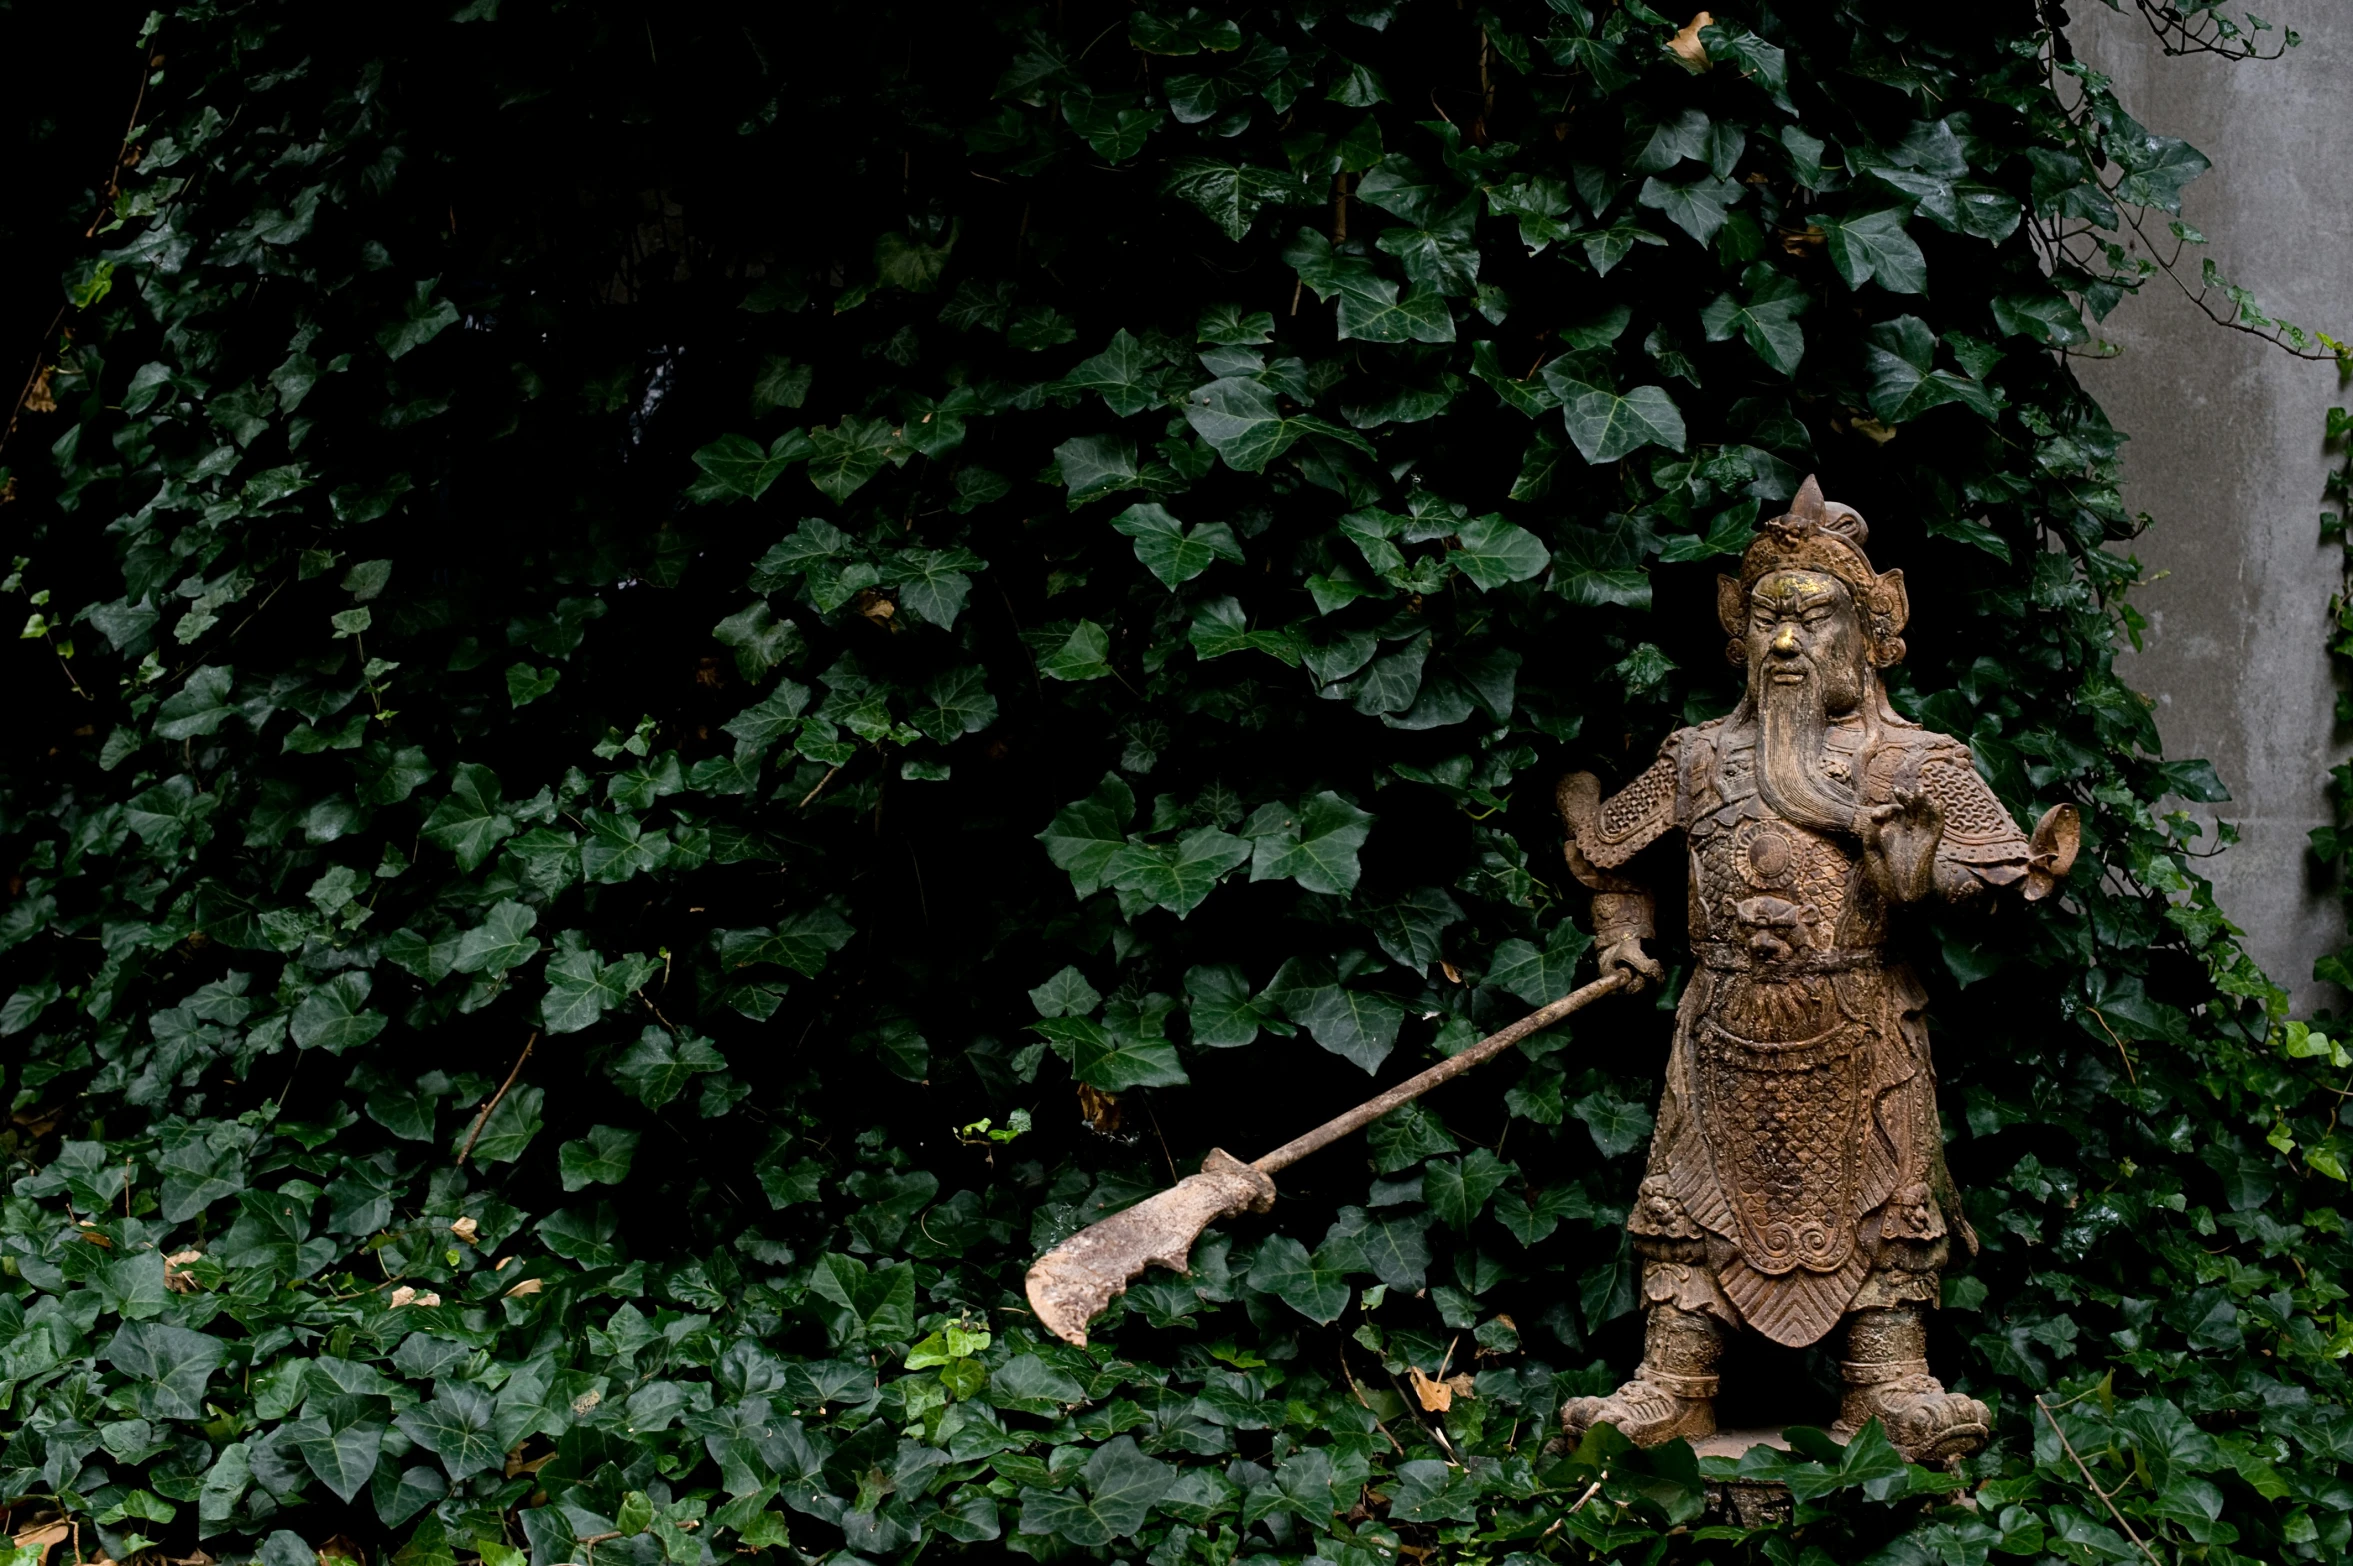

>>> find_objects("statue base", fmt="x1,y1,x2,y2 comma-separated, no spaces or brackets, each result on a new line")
1694,1427,1826,1530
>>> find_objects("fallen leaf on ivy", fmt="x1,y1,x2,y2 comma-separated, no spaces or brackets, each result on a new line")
1668,11,1713,71
1077,1083,1123,1135
317,1534,367,1566
12,1522,71,1565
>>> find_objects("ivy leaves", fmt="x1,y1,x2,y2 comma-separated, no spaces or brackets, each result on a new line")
1017,1437,1174,1546
1102,828,1252,919
103,1322,229,1420
1110,503,1244,588
1817,208,1930,295
422,764,517,871
1701,265,1809,377
1244,793,1373,896
5,4,2335,1566
1544,360,1689,465
1040,782,1375,916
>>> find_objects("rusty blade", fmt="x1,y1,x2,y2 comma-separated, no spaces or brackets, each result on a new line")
1024,1149,1276,1347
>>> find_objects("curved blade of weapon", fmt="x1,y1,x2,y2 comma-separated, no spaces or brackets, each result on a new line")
1023,970,1631,1346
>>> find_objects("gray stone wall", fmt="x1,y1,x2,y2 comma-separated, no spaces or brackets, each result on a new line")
2066,2,2348,1014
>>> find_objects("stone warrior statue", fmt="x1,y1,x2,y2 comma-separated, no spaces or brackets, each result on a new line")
1554,476,2076,1466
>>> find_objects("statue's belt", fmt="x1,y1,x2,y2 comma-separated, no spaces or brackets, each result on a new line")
1698,943,1881,975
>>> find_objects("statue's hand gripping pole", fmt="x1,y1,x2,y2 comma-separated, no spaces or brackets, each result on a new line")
1022,969,1633,1346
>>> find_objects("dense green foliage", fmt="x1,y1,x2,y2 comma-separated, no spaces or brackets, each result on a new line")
3,2,2350,1564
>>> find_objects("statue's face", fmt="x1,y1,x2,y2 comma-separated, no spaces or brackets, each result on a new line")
1746,570,1867,714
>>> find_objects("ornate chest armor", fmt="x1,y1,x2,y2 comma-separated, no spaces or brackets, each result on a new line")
1681,730,1883,1285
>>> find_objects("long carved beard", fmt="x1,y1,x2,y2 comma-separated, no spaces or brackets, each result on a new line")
1754,665,1858,834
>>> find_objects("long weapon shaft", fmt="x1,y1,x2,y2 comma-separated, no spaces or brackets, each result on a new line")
1021,967,1634,1345
1249,969,1630,1174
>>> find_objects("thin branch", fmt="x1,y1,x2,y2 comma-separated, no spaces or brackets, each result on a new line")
459,1033,538,1165
2035,1397,2165,1566
1337,1348,1407,1457
5,34,155,457
2133,0,2294,61
2083,1007,2139,1085
798,764,842,808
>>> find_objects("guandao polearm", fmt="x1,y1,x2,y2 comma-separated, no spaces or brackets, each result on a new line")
1022,968,1632,1347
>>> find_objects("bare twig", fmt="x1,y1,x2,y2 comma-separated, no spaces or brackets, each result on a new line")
798,764,842,809
2035,1396,2164,1566
1338,1349,1408,1457
459,1033,538,1165
6,33,156,457
2083,1006,2139,1085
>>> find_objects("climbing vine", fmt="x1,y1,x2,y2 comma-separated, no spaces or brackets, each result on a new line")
0,3,2348,1566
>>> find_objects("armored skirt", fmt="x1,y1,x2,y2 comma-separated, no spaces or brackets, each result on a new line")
1630,954,1965,1347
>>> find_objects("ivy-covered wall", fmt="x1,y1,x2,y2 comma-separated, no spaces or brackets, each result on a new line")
2,3,2348,1564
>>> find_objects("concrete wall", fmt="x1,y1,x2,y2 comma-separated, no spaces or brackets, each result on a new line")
2066,2,2348,1015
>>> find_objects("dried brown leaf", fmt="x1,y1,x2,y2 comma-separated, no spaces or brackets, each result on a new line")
505,1446,556,1479
1668,11,1714,72
14,1522,73,1560
1076,1083,1123,1136
317,1534,366,1566
163,1250,205,1294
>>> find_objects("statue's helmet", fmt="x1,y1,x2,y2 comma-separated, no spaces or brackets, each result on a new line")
1717,474,1910,668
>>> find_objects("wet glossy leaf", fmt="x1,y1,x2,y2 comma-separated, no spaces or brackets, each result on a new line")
451,899,541,978
1163,158,1313,241
396,1385,503,1481
1262,958,1403,1072
1244,1236,1349,1322
1819,207,1928,294
1110,503,1245,588
1039,773,1136,896
1104,826,1251,917
1035,1016,1189,1091
558,1124,641,1190
1039,621,1113,682
1017,1437,1173,1546
1448,514,1549,589
1486,922,1592,1006
1543,362,1687,464
290,972,387,1054
422,763,518,871
1246,792,1374,895
103,1322,228,1420
611,1026,728,1108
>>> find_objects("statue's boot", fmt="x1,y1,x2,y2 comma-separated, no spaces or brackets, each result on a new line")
1832,1304,1989,1466
1558,1304,1720,1447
